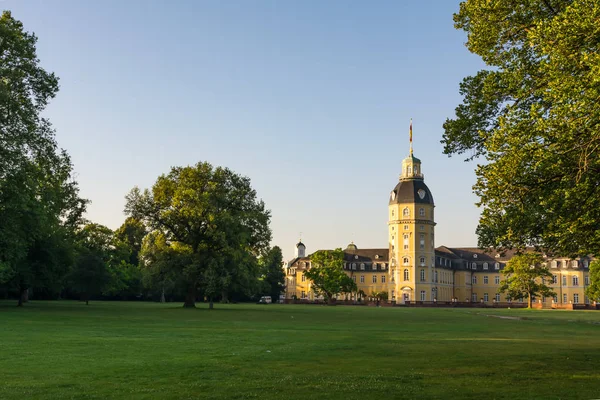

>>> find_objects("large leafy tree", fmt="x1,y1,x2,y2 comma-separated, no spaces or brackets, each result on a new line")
0,11,86,305
498,253,555,308
125,162,271,308
260,246,285,302
585,260,600,303
303,249,357,305
443,0,600,257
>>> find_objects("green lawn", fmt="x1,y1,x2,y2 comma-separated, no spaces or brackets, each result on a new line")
1,301,599,400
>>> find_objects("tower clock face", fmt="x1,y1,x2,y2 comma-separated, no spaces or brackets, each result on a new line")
390,191,396,201
417,189,426,199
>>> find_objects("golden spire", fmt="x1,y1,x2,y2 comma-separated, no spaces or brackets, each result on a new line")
409,118,413,156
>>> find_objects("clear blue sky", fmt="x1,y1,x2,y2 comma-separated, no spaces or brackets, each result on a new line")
6,0,486,260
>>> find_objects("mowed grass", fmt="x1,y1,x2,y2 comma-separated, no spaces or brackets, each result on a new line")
1,302,600,400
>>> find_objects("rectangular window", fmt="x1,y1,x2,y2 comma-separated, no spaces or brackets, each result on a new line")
563,293,567,303
573,276,579,286
420,269,425,282
472,293,477,302
301,291,306,299
483,276,488,284
574,294,579,304
495,293,500,302
381,275,386,283
585,276,589,285
552,275,558,284
562,276,567,286
472,276,477,284
420,290,426,301
352,276,356,283
420,234,425,250
484,293,489,302
494,276,500,285
372,275,377,283
301,275,306,282
360,275,365,283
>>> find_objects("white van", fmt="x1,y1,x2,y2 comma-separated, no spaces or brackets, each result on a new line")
259,296,272,304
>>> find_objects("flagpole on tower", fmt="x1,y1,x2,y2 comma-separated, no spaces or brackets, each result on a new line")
409,118,413,156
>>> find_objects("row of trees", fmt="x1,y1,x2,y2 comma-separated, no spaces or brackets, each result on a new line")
0,11,284,307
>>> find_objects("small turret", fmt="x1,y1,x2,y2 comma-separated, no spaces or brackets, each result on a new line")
295,240,306,258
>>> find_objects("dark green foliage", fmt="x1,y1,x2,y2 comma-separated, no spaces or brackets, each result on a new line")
0,11,87,305
260,246,285,301
443,0,600,257
585,260,600,303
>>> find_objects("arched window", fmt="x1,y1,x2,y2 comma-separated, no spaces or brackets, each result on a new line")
403,207,410,217
471,262,477,269
404,269,409,281
483,262,489,270
494,262,500,270
419,257,425,265
403,257,409,265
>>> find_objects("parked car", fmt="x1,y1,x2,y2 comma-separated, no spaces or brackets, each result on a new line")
258,296,272,304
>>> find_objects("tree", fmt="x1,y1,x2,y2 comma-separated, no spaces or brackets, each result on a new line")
125,162,271,308
67,224,114,305
371,291,388,306
585,260,600,304
114,217,147,266
0,11,87,305
303,249,357,305
498,253,555,308
442,1,600,257
260,246,285,302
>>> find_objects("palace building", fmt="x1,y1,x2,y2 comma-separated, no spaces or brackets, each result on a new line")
284,130,594,307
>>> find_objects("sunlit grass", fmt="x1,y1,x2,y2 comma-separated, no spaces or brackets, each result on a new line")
1,301,599,399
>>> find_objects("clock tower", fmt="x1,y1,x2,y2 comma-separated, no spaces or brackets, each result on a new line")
388,123,436,304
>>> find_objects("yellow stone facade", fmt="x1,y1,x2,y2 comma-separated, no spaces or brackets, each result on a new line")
284,148,594,307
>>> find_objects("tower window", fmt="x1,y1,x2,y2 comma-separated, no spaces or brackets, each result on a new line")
403,257,409,265
403,208,410,217
404,269,409,281
419,208,425,217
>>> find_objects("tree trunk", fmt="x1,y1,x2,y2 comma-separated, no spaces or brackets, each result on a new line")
209,297,214,309
23,288,29,303
17,287,27,307
160,288,166,303
221,290,228,303
183,287,196,308
528,294,532,309
327,296,336,306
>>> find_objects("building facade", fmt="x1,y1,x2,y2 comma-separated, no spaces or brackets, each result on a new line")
284,143,593,307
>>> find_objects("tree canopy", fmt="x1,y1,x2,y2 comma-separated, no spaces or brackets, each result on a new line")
126,162,271,308
260,246,285,301
498,253,555,308
443,0,600,257
303,249,357,304
585,260,600,303
0,11,87,305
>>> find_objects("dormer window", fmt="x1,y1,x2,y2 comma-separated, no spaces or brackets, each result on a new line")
354,255,358,260
494,262,500,270
471,262,477,269
483,262,488,270
360,263,365,270
473,254,478,259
